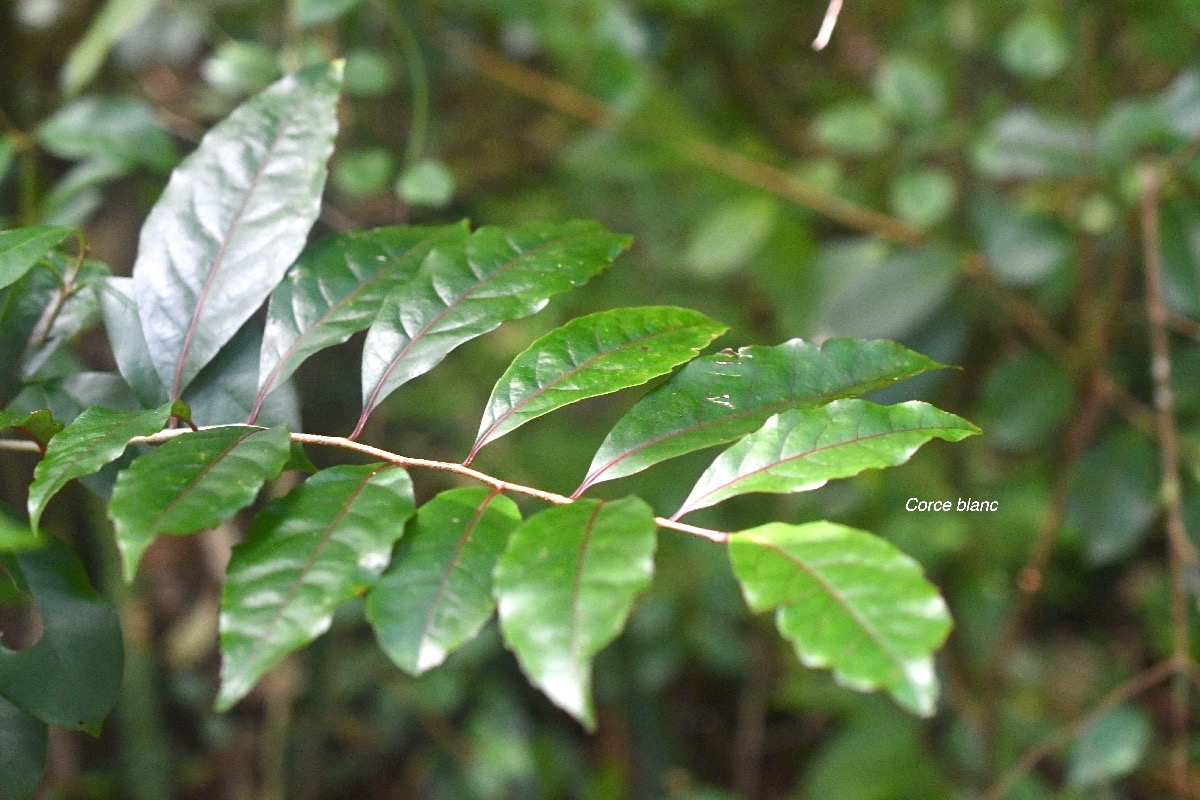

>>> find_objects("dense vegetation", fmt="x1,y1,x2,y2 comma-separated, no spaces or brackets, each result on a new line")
2,0,1200,798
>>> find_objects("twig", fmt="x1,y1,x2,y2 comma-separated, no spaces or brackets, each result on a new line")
1139,165,1199,795
980,659,1180,800
812,0,845,51
0,427,731,543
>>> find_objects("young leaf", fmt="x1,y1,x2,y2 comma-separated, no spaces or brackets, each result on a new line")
367,487,521,675
27,402,174,533
494,496,656,729
0,409,64,451
729,522,952,716
577,338,946,494
0,537,123,733
218,463,414,710
0,227,72,291
132,63,343,400
467,306,727,462
254,222,469,418
674,400,980,518
109,426,292,580
356,221,631,436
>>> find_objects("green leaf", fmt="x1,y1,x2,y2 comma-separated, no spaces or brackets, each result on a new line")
813,101,894,157
36,96,176,171
202,41,282,96
0,697,46,799
60,0,159,96
255,223,468,417
367,487,521,674
974,109,1091,180
1067,704,1151,788
872,55,947,124
684,196,778,279
469,307,727,462
1000,12,1069,80
0,537,123,732
577,338,945,493
396,159,456,208
1066,427,1159,565
109,426,292,580
494,497,656,728
218,463,414,709
99,277,167,407
293,0,365,28
0,512,40,553
674,400,980,518
729,522,951,716
889,169,956,230
27,403,174,534
132,63,343,400
0,226,73,291
0,409,64,450
183,318,299,428
357,221,630,433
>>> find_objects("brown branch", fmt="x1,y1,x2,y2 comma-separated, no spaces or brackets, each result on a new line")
1139,165,1198,795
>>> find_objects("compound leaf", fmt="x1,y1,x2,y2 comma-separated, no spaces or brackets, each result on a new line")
132,63,342,400
468,306,726,462
494,496,656,729
0,537,123,733
109,425,292,580
27,402,175,533
729,522,951,716
367,487,521,675
255,223,468,416
578,338,945,493
218,463,414,710
675,400,980,518
0,226,73,291
357,221,630,434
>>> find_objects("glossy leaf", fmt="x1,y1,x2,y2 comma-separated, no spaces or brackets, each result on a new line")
469,306,727,462
367,487,521,674
0,537,123,733
109,426,292,580
255,223,468,415
99,277,168,407
0,697,46,799
494,497,656,728
578,338,945,494
184,318,300,428
28,402,174,533
357,221,630,433
218,463,414,709
729,522,951,716
675,400,980,518
0,226,72,291
132,63,342,400
0,409,63,450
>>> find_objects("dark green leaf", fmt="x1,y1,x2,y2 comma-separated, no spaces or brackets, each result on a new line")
357,221,630,434
1066,427,1159,565
255,223,468,418
218,463,414,709
184,318,299,428
27,403,174,533
0,537,123,732
132,63,342,400
494,497,656,728
469,306,726,462
367,487,521,674
109,425,292,579
0,409,63,450
0,227,72,291
98,277,168,408
0,696,46,799
729,522,951,716
674,401,980,518
36,96,176,171
577,338,945,493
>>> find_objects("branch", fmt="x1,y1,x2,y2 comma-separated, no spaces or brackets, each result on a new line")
812,0,845,51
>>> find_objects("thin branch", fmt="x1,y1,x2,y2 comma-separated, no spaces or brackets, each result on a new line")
812,0,845,51
1139,165,1198,796
980,659,1181,800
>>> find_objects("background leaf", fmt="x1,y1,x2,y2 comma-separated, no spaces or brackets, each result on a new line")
0,538,123,733
131,63,342,400
494,496,656,728
469,306,726,461
27,402,173,533
675,400,980,517
578,338,945,493
357,220,630,434
729,522,952,716
60,0,159,96
255,222,468,413
36,96,176,171
218,463,414,709
1067,704,1152,788
0,227,72,291
0,409,63,450
367,487,521,674
109,425,292,579
0,697,46,800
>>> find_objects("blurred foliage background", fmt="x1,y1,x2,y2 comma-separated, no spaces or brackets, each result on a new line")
3,0,1200,797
